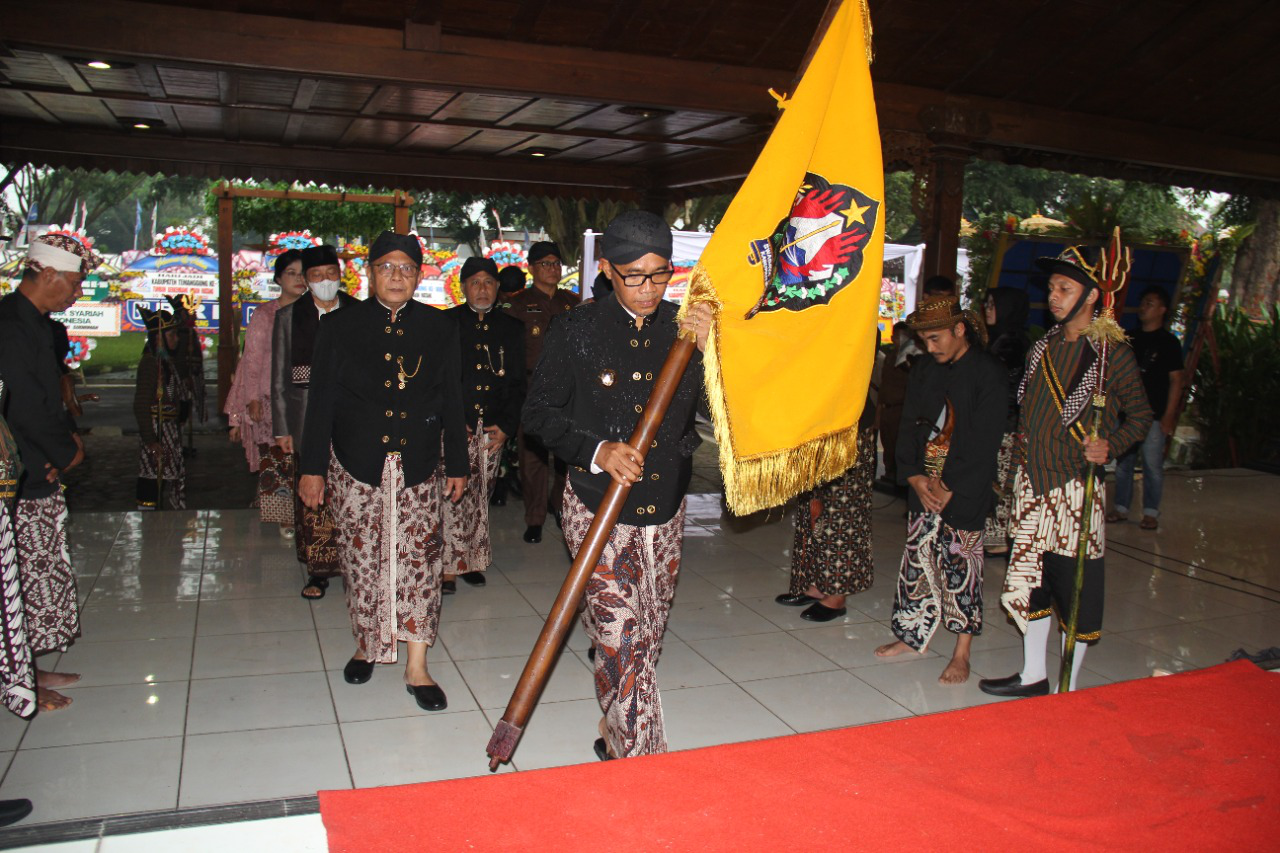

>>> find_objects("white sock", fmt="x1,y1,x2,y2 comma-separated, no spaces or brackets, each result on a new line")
1019,618,1052,683
1057,635,1089,692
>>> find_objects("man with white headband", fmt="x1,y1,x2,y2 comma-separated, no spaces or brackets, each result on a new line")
271,245,355,600
0,232,100,712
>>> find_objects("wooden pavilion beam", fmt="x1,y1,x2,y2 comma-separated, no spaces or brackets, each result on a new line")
5,0,789,117
0,120,648,195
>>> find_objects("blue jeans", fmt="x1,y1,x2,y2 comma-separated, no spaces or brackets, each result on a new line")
1113,420,1165,518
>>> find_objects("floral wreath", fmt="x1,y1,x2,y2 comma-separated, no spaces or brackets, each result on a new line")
267,230,323,256
153,225,212,256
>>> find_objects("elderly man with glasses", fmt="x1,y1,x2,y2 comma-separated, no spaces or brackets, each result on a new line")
503,241,579,544
298,231,467,712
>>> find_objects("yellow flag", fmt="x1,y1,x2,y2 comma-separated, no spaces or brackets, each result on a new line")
684,0,882,515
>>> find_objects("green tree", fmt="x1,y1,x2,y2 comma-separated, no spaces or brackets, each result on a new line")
204,181,397,249
413,193,546,255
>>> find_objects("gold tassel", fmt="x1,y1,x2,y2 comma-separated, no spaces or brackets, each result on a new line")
682,265,863,516
859,0,875,65
1083,308,1127,347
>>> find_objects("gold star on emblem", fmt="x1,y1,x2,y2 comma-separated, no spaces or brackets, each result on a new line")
841,202,872,226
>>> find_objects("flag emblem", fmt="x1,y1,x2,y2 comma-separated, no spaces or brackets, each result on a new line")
748,173,879,315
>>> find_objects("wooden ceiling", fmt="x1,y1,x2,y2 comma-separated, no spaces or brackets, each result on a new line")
1,0,1278,199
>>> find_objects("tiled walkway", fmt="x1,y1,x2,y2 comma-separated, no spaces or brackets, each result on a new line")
1,469,1277,839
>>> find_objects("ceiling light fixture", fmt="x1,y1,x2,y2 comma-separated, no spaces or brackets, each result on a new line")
86,60,112,70
523,147,556,158
618,106,674,119
118,117,165,130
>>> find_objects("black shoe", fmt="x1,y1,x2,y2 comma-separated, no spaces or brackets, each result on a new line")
523,525,542,544
551,510,563,530
407,683,447,711
0,798,33,827
442,579,457,595
301,575,329,600
775,592,819,607
490,493,507,507
593,738,614,761
343,657,374,685
587,646,597,663
800,602,847,622
978,673,1050,697
460,571,486,587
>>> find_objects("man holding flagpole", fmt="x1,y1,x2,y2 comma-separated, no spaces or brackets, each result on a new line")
523,211,711,760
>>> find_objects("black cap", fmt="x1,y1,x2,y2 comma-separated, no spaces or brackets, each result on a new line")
300,245,340,272
460,257,499,283
498,265,527,293
369,231,423,267
602,210,672,264
527,242,561,264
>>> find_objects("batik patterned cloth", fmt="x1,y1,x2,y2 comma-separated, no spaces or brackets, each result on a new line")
890,511,984,651
14,492,79,655
0,500,36,718
562,482,685,759
983,430,1021,546
295,453,339,577
256,443,295,526
136,418,186,510
329,453,443,664
440,421,501,576
789,426,876,597
1001,464,1104,632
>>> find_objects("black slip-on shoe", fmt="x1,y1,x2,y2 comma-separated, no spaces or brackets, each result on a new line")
343,657,374,685
775,592,820,607
977,673,1050,697
460,571,487,587
523,525,543,544
800,602,847,622
407,683,447,711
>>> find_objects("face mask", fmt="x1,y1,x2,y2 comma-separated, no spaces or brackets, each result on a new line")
309,279,340,301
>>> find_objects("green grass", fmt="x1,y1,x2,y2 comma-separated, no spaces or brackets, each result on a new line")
82,333,144,375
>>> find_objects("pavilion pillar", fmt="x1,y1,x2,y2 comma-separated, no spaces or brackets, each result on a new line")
393,190,412,234
216,185,237,410
915,105,990,291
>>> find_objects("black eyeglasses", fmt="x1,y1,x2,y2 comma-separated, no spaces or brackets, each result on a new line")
614,268,674,288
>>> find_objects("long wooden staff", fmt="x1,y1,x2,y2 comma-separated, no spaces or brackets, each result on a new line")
154,355,167,511
486,331,697,770
1058,346,1107,695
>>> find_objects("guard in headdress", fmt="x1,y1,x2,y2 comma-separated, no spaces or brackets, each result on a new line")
503,241,579,543
298,231,467,712
439,258,525,592
166,293,205,429
0,232,100,711
271,244,355,599
523,210,713,759
979,236,1151,697
134,306,190,510
874,299,1008,683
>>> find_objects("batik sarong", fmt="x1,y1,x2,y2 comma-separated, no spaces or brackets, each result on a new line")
562,481,685,759
983,430,1021,547
295,453,339,577
257,443,295,526
136,418,186,510
0,502,36,718
329,453,444,664
1001,464,1104,633
890,511,984,651
441,420,501,576
789,426,875,597
14,492,79,654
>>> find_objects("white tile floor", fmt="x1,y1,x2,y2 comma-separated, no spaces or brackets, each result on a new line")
1,468,1277,849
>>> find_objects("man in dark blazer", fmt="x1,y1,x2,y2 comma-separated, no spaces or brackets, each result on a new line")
298,231,467,712
523,211,712,760
271,244,356,599
439,257,525,592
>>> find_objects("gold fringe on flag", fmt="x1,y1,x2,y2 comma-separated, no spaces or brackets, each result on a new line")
681,265,862,516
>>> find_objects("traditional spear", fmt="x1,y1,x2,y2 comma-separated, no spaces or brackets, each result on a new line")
1059,228,1129,694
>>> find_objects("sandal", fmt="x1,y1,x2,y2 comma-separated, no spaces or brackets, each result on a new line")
1105,511,1127,524
1139,516,1158,530
301,575,329,600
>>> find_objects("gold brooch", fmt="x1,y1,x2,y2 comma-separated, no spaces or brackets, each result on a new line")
531,326,542,337
599,370,615,387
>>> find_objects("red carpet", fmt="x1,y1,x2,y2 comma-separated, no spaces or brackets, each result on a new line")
320,662,1280,851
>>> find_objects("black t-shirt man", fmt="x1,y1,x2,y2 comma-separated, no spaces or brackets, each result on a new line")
1129,327,1183,418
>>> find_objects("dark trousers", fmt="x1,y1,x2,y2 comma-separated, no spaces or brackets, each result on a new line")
517,426,566,526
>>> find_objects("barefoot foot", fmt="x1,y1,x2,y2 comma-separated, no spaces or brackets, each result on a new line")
36,686,72,711
938,657,971,684
874,640,919,658
37,670,80,689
